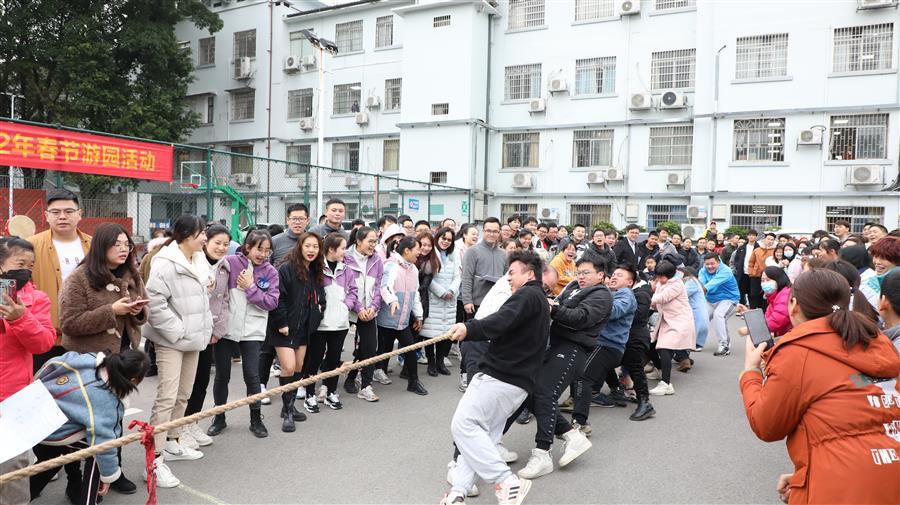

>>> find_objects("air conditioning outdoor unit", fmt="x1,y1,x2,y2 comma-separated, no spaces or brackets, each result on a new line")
857,0,898,10
797,129,823,145
604,168,624,181
283,55,301,73
549,78,568,93
345,176,360,187
667,172,686,186
687,205,707,220
846,165,883,185
711,204,728,221
235,173,258,187
586,171,605,185
512,173,534,189
620,0,641,15
629,92,653,110
298,117,314,131
366,96,381,109
301,55,316,67
625,203,639,221
236,57,252,79
355,112,369,125
681,223,698,240
540,208,559,221
529,98,546,113
659,90,686,109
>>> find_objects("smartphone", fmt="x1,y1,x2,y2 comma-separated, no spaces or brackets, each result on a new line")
0,279,17,305
743,308,775,349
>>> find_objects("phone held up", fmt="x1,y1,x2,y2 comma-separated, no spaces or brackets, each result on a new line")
0,278,17,306
743,308,775,350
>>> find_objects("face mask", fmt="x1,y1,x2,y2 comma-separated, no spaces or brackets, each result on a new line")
0,269,32,288
784,250,794,259
761,280,777,295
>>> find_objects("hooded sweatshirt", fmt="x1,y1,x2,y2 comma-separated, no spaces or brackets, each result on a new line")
344,245,384,322
223,253,280,341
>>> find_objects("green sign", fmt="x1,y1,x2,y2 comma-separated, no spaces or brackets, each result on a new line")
461,200,469,215
429,204,444,215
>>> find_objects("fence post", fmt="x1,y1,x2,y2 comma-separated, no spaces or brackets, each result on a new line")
303,165,310,208
427,183,432,223
205,149,213,219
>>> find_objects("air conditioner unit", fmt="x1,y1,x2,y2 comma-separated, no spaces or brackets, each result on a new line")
659,90,686,109
345,175,360,187
797,129,823,145
236,57,252,79
846,165,883,185
687,205,707,220
540,208,559,221
629,92,653,110
298,117,314,131
528,98,546,113
283,55,301,73
366,96,381,109
586,171,605,185
604,167,624,181
625,203,639,221
681,223,697,240
857,0,898,9
667,172,687,186
620,0,641,15
549,78,568,93
301,54,316,67
711,204,728,221
355,112,369,125
235,173,258,187
512,173,534,189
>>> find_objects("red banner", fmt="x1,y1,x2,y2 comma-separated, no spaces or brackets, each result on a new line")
0,121,173,182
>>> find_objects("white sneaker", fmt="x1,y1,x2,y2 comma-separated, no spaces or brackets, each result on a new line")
495,475,531,505
646,368,662,380
324,392,343,410
458,374,468,393
179,429,199,450
643,363,655,373
446,460,479,497
517,448,553,479
558,428,592,467
417,355,429,365
496,443,518,463
145,456,180,488
444,357,453,367
373,369,392,385
270,363,281,378
260,384,271,405
357,385,379,402
440,492,467,505
163,439,203,461
450,343,461,358
649,381,675,396
186,422,213,447
296,386,306,399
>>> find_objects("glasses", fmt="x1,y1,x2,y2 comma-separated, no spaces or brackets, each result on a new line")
47,209,79,217
575,270,596,277
114,242,134,252
288,216,308,223
484,229,500,234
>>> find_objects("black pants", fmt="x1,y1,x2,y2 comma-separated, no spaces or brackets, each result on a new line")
31,441,99,505
657,348,674,383
346,319,378,388
738,274,751,306
610,335,651,399
424,338,452,365
570,346,623,426
213,340,262,411
456,301,476,375
258,342,277,387
749,276,767,311
185,343,215,416
525,341,589,450
303,329,349,396
377,326,417,383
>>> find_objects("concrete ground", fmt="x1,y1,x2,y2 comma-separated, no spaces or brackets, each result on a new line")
31,318,788,504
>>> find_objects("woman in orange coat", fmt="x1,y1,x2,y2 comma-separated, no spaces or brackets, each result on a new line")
740,268,900,504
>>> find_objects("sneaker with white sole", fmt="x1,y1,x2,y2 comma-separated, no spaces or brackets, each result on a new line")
357,385,379,402
144,456,179,488
179,429,199,450
324,392,343,410
373,369,392,385
270,363,281,377
260,384,271,405
440,492,467,505
186,422,213,447
458,374,468,393
446,460,479,497
450,343,461,358
572,420,592,438
649,381,675,396
646,368,662,380
496,443,518,463
296,386,306,399
558,428,592,467
495,475,531,505
317,385,328,402
444,357,453,367
417,355,429,365
304,395,320,413
163,439,203,462
517,448,553,479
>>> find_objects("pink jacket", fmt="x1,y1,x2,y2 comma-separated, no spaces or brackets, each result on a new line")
0,282,57,401
765,286,792,337
651,278,695,350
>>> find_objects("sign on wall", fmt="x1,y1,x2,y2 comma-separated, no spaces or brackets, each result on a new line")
408,198,420,211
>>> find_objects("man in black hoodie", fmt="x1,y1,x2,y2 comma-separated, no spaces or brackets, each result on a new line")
443,251,549,505
581,228,617,276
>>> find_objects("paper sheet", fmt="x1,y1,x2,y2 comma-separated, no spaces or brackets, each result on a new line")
0,381,68,464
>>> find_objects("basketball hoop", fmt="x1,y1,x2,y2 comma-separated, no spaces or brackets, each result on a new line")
181,182,199,191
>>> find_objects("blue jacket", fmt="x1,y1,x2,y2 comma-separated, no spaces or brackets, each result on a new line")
597,288,636,353
699,264,740,304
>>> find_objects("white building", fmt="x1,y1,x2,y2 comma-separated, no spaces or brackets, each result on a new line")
175,0,900,235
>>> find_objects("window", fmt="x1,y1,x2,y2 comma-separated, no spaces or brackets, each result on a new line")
198,37,215,66
289,29,316,64
383,139,399,172
233,30,256,78
570,204,611,227
231,90,255,121
735,33,788,80
575,57,616,95
502,133,540,169
508,0,545,30
833,23,893,73
504,64,542,100
654,0,695,9
651,48,696,89
575,0,614,20
733,118,785,162
287,89,313,119
432,103,449,115
825,206,884,233
730,205,783,230
385,78,402,111
433,15,451,28
829,113,889,160
285,145,312,176
573,130,614,168
333,83,361,115
333,142,360,171
646,204,688,229
230,145,253,175
430,171,448,184
335,20,363,53
205,96,214,124
376,16,393,48
649,125,693,166
501,203,538,223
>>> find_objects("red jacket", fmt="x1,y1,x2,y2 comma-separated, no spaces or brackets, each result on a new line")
764,286,792,337
0,282,56,401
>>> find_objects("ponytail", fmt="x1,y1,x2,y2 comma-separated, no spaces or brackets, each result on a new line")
793,269,879,351
827,309,878,351
98,349,150,399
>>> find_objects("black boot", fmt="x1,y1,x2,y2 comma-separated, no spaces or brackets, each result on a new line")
110,472,137,494
630,397,656,421
207,413,227,436
281,391,296,432
343,374,359,394
249,409,268,438
407,379,428,395
435,356,451,375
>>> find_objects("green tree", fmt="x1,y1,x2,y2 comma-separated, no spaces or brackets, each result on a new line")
655,220,682,237
725,225,750,237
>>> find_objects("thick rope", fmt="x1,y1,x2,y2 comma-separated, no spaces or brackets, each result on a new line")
0,332,453,485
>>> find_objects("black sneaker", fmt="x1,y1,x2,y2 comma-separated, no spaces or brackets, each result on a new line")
590,393,619,408
607,389,631,407
324,392,343,410
304,396,320,413
344,379,359,395
110,473,137,494
515,408,532,425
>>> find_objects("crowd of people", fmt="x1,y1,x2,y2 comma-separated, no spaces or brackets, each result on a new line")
0,188,899,505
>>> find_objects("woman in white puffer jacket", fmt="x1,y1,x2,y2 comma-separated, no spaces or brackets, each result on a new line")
419,226,461,375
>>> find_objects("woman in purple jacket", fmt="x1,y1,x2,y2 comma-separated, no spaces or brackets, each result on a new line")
343,227,384,402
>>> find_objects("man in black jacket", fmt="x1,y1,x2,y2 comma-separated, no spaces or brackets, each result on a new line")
614,224,641,271
730,229,758,305
443,251,549,505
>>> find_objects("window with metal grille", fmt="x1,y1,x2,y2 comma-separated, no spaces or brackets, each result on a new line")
233,29,256,64
430,171,448,184
333,83,361,115
735,33,788,80
230,145,253,175
335,20,363,53
287,89,313,119
730,205,783,230
646,204,688,229
198,37,215,66
383,139,399,172
230,90,255,121
502,133,540,169
575,57,616,95
205,96,214,124
508,0,545,30
833,23,893,73
432,103,449,115
651,48,696,89
825,206,884,233
285,145,312,176
505,64,542,100
376,16,393,47
289,29,316,63
575,0,614,20
829,113,888,160
501,203,538,223
649,125,693,166
385,78,402,111
733,118,785,162
433,15,451,28
570,204,611,227
333,142,360,171
655,0,695,9
573,130,614,168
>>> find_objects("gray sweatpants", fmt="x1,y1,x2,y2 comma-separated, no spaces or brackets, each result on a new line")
708,300,737,348
450,373,528,495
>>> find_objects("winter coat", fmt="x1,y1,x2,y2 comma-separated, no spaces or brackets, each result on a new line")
223,254,280,341
684,278,709,346
597,288,636,353
474,274,512,320
682,247,701,270
421,249,461,338
629,281,653,341
748,246,774,278
344,246,384,323
636,241,660,270
271,229,300,267
764,286,792,337
59,265,148,354
417,260,435,320
309,222,349,240
581,243,616,276
613,237,639,271
651,278,695,350
376,252,423,330
318,258,359,331
732,242,756,277
549,253,576,296
142,242,213,352
550,281,613,350
208,259,231,340
885,324,900,351
268,261,325,346
27,229,92,334
740,317,900,505
699,263,740,304
0,281,56,401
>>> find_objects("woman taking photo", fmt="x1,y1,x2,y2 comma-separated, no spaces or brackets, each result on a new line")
420,227,460,377
143,215,212,488
269,232,325,432
741,269,900,504
343,227,384,402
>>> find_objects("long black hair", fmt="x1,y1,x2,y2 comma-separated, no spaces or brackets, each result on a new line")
763,265,791,292
98,350,149,399
164,215,206,247
84,223,141,291
286,232,324,285
792,269,878,350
